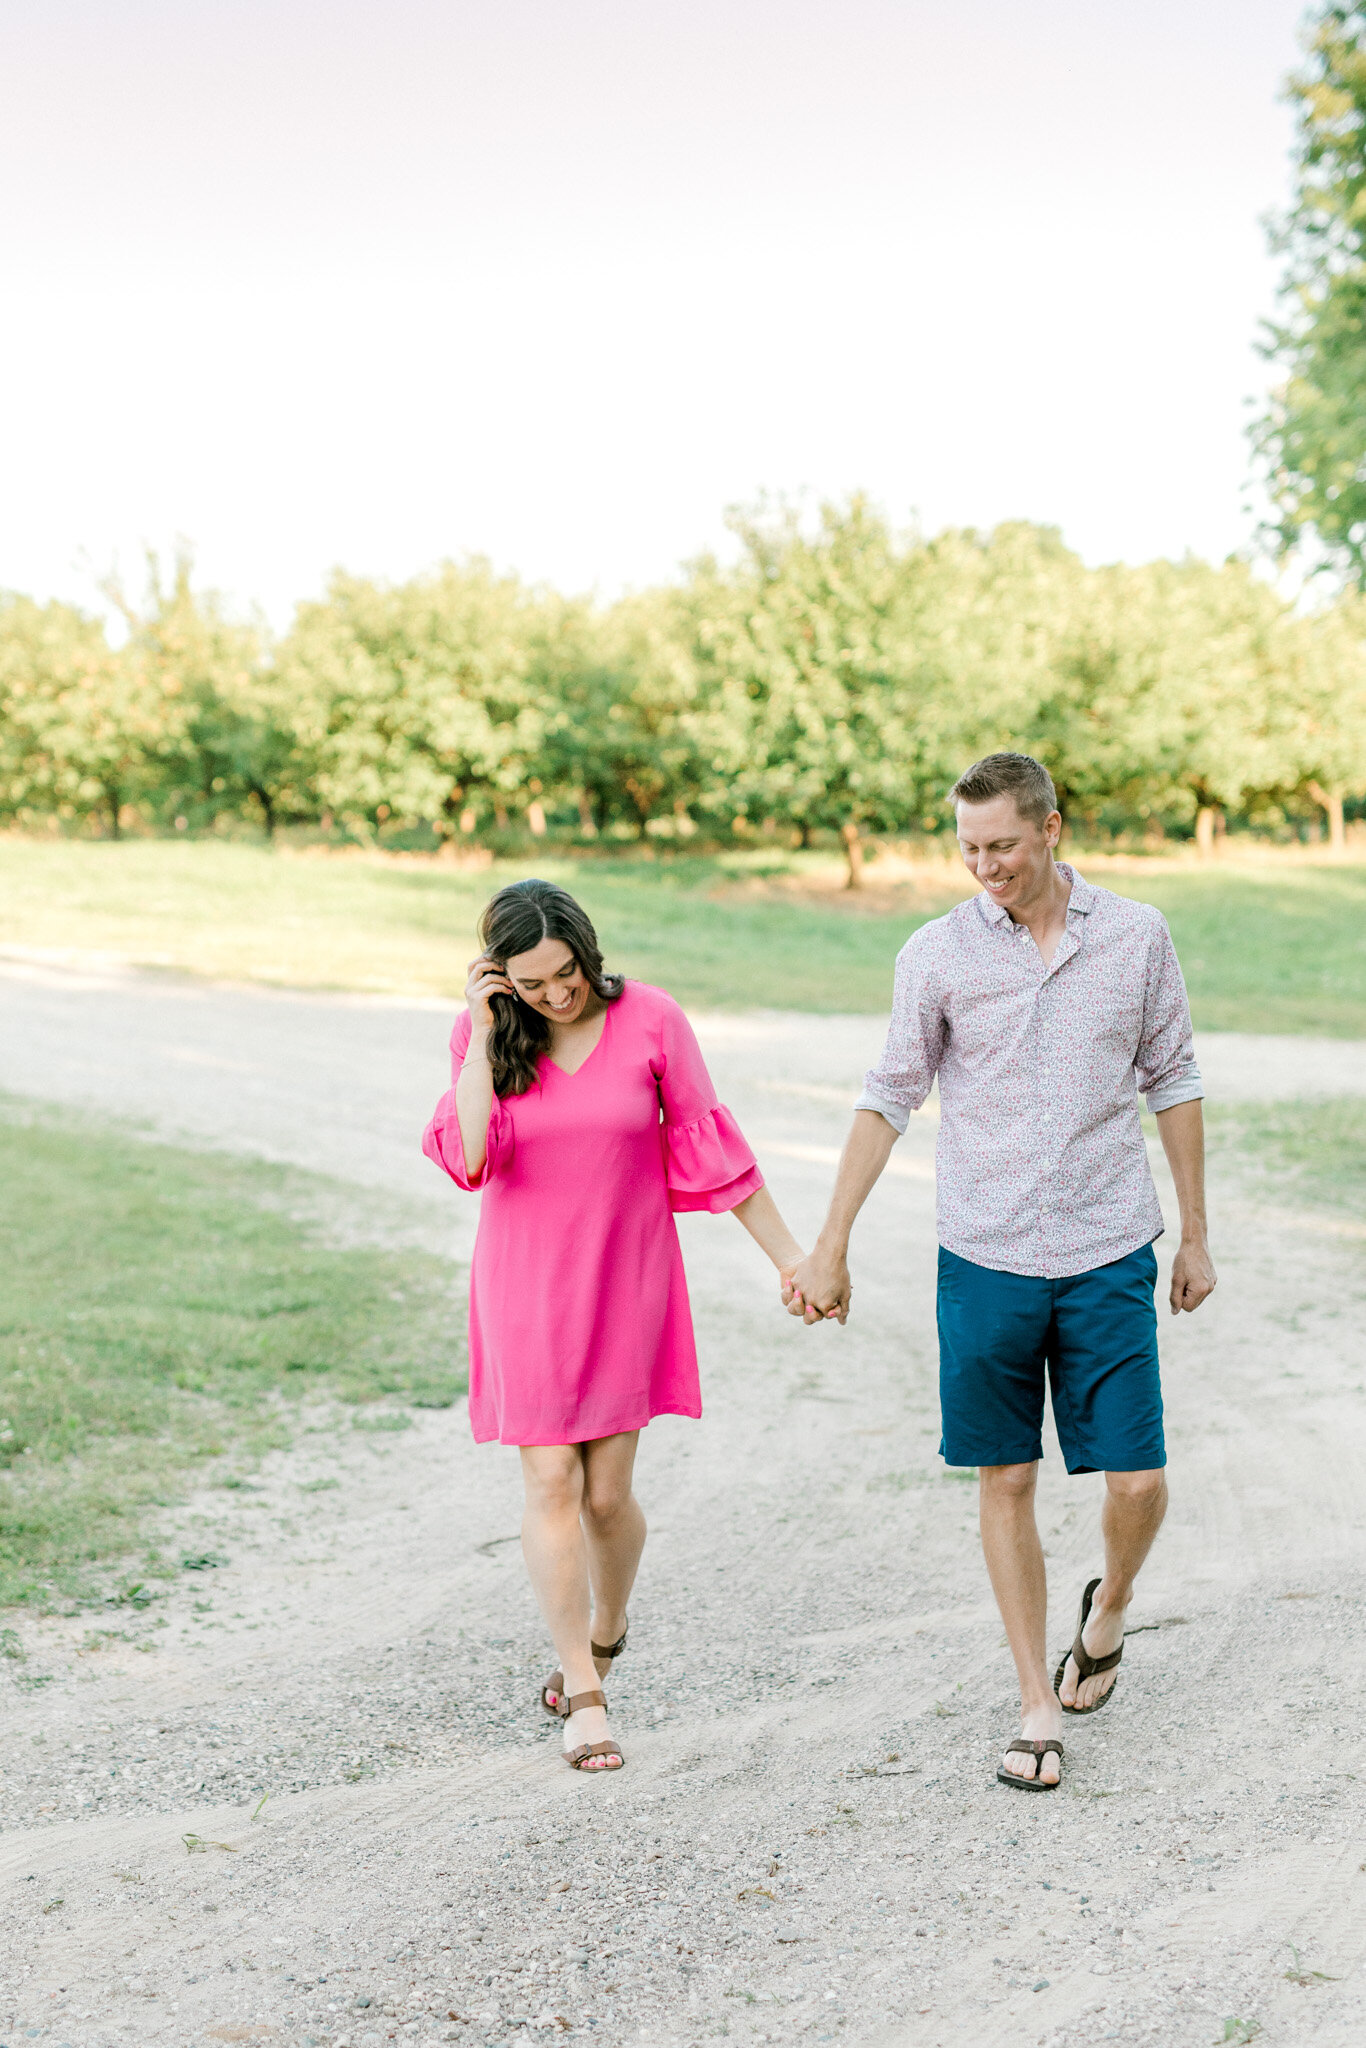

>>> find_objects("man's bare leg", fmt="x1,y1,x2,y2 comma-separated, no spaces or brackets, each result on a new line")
1058,1468,1168,1709
979,1462,1061,1784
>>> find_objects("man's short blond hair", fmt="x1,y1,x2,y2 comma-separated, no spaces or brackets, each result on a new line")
948,752,1058,827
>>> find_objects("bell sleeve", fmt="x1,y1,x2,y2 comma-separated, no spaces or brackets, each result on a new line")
652,995,764,1214
422,1011,514,1191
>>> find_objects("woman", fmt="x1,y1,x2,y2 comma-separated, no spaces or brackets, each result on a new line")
422,878,804,1774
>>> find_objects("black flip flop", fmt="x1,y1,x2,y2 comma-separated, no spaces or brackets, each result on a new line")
997,1738,1063,1791
1054,1575,1123,1715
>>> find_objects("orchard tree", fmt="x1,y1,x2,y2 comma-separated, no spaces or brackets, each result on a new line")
1292,593,1366,845
277,560,550,835
0,586,191,836
540,586,706,835
1057,557,1296,846
105,553,292,834
683,497,925,885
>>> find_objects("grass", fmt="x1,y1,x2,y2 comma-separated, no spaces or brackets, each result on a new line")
2,836,1365,1030
1207,1096,1366,1221
0,1099,463,1609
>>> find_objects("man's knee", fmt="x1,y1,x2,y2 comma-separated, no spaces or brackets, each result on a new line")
1105,1467,1167,1510
979,1461,1039,1505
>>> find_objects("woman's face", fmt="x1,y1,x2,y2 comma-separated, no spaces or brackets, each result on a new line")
502,937,592,1023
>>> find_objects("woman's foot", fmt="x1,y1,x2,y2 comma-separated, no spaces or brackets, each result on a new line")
542,1613,628,1715
561,1693,623,1771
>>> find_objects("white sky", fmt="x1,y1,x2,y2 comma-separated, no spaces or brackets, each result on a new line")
0,0,1309,625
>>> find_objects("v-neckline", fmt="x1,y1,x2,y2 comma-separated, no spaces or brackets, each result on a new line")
542,998,611,1079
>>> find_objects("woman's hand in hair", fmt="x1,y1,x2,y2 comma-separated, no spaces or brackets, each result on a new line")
465,954,515,1033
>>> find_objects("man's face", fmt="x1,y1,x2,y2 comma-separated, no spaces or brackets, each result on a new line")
955,794,1062,913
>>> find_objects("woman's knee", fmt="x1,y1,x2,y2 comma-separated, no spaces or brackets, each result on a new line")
582,1477,634,1529
522,1448,584,1519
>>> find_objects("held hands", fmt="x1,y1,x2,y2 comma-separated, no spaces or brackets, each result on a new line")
781,1247,851,1326
1169,1236,1217,1315
465,953,514,1032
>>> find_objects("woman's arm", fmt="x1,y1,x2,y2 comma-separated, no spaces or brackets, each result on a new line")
453,955,513,1181
730,1185,805,1283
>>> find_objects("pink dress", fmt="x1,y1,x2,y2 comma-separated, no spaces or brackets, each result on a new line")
422,981,764,1446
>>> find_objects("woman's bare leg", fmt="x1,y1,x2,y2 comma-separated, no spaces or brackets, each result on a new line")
519,1444,620,1768
580,1431,646,1651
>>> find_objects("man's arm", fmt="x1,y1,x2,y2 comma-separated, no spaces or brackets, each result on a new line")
783,1110,899,1323
1154,1099,1216,1314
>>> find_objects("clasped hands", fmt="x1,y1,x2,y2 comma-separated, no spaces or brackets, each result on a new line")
780,1248,851,1326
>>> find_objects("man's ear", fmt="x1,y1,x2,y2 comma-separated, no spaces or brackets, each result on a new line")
1043,809,1063,848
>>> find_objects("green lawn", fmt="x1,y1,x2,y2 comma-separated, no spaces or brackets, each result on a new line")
1208,1096,1366,1221
1,838,1364,1032
0,1100,463,1609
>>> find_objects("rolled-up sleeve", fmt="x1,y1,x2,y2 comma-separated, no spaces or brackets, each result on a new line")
1136,920,1204,1113
853,930,947,1134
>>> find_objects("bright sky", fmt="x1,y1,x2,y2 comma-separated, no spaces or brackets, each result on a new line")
0,0,1308,624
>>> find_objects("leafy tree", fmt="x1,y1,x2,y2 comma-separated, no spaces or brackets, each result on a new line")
277,561,550,835
105,554,292,835
1257,5,1366,582
1050,557,1299,848
681,498,929,883
539,587,706,835
1291,593,1366,845
0,589,187,836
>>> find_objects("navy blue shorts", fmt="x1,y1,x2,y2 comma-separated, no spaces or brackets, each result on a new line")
936,1243,1165,1476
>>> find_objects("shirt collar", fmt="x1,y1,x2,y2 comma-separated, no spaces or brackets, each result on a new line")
975,861,1093,928
1059,863,1095,915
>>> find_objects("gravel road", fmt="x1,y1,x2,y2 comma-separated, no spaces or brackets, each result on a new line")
1,951,1364,2048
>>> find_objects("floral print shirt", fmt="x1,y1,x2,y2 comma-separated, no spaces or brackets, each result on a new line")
855,866,1204,1277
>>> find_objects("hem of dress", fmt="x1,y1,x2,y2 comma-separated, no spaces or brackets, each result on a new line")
470,1401,703,1447
936,1225,1163,1281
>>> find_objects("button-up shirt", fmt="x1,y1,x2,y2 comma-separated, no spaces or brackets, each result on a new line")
854,865,1203,1278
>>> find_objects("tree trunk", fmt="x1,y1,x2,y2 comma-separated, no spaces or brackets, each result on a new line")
841,820,865,890
1306,780,1346,853
1194,806,1219,858
577,790,598,837
251,784,277,840
526,800,547,837
105,785,122,841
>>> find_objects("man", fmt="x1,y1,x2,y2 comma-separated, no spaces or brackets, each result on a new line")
786,752,1215,1790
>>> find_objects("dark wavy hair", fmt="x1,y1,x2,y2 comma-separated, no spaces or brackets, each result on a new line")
480,878,625,1097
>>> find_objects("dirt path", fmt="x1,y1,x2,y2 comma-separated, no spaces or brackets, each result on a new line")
1,955,1365,2048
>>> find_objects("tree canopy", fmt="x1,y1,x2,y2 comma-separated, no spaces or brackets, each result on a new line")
2,506,1364,866
1258,4,1366,583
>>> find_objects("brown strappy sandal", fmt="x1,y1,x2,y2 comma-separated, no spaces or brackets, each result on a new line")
539,1624,629,1719
1054,1576,1122,1715
997,1738,1063,1792
561,1688,625,1773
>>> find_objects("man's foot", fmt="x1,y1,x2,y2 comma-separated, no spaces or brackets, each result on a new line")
561,1698,622,1771
1001,1700,1062,1785
1058,1583,1127,1710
